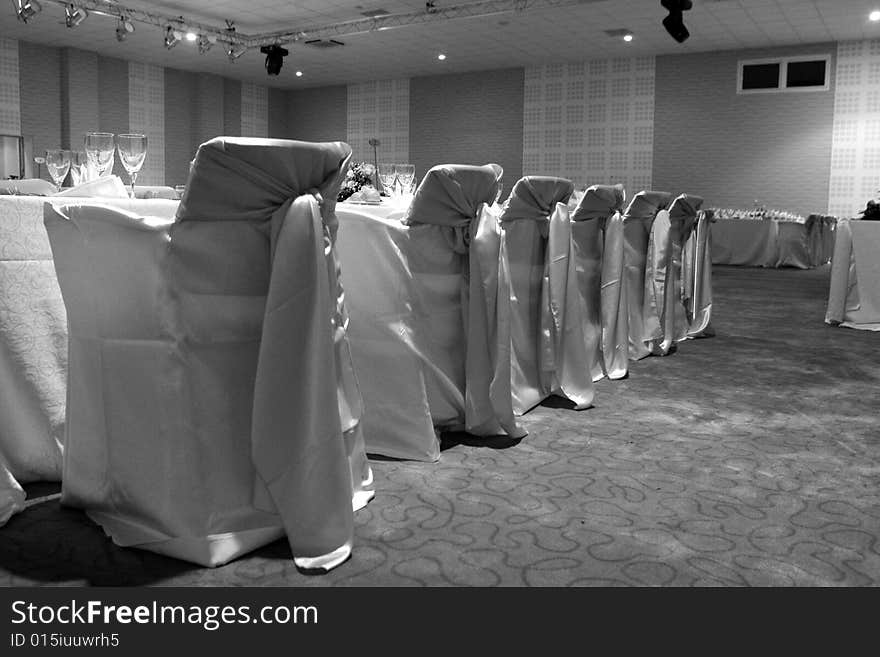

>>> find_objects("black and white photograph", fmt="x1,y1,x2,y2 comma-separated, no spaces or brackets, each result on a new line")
0,0,878,617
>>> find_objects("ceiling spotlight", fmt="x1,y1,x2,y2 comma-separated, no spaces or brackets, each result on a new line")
260,44,288,76
64,3,87,28
437,53,446,60
623,32,633,42
14,0,42,23
164,25,182,49
871,10,880,22
197,34,213,54
295,70,303,77
661,0,693,43
185,31,197,42
115,15,134,41
226,43,247,62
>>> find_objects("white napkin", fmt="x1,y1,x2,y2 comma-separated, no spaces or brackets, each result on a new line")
53,175,129,198
0,178,57,196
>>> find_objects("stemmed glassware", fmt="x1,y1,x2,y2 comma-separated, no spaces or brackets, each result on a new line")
116,134,148,198
395,164,416,200
84,132,115,178
68,151,87,185
45,149,71,191
377,163,396,198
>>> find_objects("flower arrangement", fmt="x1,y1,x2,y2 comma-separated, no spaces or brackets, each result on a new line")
859,190,880,221
338,161,376,202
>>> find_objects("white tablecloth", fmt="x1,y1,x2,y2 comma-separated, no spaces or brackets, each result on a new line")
711,216,833,269
826,219,880,330
0,196,179,523
335,199,466,461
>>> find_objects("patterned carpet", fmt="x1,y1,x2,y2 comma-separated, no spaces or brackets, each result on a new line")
2,265,879,586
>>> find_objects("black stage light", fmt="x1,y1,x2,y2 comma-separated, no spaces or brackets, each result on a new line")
663,11,689,42
260,44,288,75
661,0,693,43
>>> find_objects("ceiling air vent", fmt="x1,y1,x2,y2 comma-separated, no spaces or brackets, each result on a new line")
305,39,345,48
360,9,390,17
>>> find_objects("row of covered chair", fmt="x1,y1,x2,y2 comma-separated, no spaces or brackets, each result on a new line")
338,163,713,464
40,138,713,572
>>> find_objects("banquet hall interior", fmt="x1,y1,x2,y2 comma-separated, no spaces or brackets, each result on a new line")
0,0,879,587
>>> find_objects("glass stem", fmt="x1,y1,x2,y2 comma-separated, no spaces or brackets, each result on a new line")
129,172,137,199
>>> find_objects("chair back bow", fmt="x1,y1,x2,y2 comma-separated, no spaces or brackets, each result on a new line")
500,176,574,226
623,190,673,221
571,183,626,223
176,137,351,236
402,163,503,253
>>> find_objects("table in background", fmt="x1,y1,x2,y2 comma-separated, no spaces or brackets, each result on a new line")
710,213,835,269
0,195,178,521
826,218,880,330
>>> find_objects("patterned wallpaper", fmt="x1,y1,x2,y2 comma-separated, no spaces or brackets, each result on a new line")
240,82,268,138
0,39,20,137
128,62,165,186
828,39,880,217
347,78,409,165
523,57,655,192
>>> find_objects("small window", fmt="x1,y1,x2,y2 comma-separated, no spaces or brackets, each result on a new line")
738,55,830,94
741,63,780,90
786,59,826,88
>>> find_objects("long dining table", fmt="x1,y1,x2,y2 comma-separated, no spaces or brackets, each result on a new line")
825,218,880,330
710,212,835,269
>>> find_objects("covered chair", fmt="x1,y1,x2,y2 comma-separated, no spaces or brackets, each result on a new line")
682,208,715,338
44,137,374,572
569,183,628,380
642,193,704,355
622,190,673,360
0,178,57,196
398,163,526,441
495,176,586,414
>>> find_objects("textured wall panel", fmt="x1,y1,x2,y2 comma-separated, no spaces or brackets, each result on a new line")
347,78,408,165
524,57,654,192
0,38,20,137
241,81,268,138
828,40,880,217
128,62,165,185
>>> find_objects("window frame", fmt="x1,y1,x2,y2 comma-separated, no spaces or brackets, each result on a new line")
737,54,831,94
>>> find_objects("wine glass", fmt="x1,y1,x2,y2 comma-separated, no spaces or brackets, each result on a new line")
84,132,115,178
45,150,71,191
395,164,416,200
116,134,148,198
377,163,396,198
68,151,87,185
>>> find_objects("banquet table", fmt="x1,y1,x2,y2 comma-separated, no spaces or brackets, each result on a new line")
825,218,880,330
710,213,834,269
0,195,179,522
335,197,468,462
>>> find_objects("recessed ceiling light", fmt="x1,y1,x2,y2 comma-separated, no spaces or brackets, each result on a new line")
185,32,197,41
438,53,446,60
871,10,880,21
296,70,303,77
623,33,634,42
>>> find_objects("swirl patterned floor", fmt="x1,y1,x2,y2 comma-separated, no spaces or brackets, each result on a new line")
2,265,878,586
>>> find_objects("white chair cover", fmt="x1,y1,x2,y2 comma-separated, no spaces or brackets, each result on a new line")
682,209,715,338
643,193,704,355
497,176,584,414
44,137,373,571
134,185,178,200
402,163,526,438
622,190,673,360
570,184,627,380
